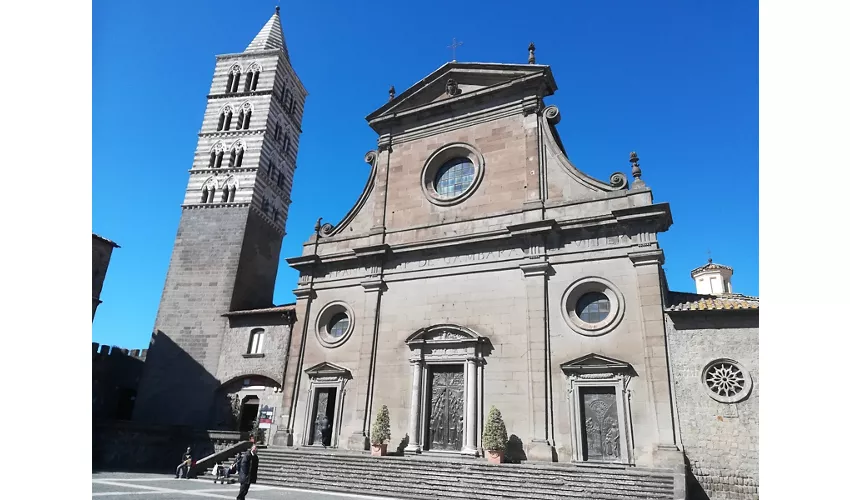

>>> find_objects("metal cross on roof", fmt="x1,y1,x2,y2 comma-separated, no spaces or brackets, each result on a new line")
448,38,464,62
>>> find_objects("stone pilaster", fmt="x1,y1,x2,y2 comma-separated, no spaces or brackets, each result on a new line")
403,360,424,454
274,274,315,446
461,357,479,457
628,249,679,460
347,246,387,450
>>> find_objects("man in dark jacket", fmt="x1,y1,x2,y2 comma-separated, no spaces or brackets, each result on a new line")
236,444,259,500
175,447,192,479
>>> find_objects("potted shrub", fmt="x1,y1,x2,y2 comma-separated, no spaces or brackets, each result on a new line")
482,406,508,464
370,405,391,456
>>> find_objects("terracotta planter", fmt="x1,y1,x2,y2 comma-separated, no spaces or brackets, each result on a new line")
371,443,388,456
486,450,504,464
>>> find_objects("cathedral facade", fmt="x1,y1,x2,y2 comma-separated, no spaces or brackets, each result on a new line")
130,9,758,500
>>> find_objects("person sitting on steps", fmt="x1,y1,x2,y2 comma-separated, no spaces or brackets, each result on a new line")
175,446,192,479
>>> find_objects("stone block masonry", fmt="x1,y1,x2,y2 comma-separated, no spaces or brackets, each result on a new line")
666,311,759,500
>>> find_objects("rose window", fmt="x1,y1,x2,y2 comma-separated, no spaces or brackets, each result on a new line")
701,359,752,403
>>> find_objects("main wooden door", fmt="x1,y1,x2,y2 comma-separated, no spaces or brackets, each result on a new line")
426,365,464,451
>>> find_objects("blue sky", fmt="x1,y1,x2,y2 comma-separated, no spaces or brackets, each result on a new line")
92,0,758,349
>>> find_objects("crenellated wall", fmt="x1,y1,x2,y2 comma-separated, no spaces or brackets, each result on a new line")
92,342,147,421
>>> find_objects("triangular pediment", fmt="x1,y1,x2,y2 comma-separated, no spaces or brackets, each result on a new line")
560,353,634,374
405,323,484,344
304,361,351,379
366,62,556,125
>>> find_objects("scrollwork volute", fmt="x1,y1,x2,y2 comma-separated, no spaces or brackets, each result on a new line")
364,150,378,167
319,223,334,236
609,172,628,190
543,105,561,125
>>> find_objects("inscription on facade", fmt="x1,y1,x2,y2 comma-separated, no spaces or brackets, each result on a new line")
393,248,523,271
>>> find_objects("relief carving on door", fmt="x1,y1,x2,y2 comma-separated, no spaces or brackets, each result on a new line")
427,367,464,451
581,388,620,461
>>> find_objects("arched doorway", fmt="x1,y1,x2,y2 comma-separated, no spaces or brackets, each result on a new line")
240,396,260,432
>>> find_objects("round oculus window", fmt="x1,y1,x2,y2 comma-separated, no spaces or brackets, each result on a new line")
576,292,611,324
560,277,625,337
702,359,752,404
420,143,485,206
315,302,355,348
327,313,350,338
434,158,475,198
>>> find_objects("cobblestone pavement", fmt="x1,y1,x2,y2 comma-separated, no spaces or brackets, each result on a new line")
92,473,396,500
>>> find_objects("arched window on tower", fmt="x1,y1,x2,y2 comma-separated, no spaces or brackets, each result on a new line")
288,94,295,114
214,150,224,169
209,151,217,168
221,185,230,203
243,108,251,129
244,71,254,92
229,149,236,168
283,132,290,155
201,186,209,203
208,186,216,203
274,123,281,141
221,107,233,131
227,67,241,93
228,185,236,202
235,148,244,168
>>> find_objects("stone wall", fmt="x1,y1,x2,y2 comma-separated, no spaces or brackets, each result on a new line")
93,420,247,473
92,343,146,420
133,207,252,428
666,311,759,500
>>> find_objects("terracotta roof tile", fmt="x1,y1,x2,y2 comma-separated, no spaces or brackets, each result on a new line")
665,291,759,312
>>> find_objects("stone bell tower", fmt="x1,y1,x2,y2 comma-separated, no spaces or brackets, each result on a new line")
133,7,308,427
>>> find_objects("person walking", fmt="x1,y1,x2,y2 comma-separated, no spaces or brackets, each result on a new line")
236,445,259,500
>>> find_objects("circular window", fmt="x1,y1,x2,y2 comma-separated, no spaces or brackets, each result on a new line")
702,359,752,404
560,277,625,336
420,143,484,206
434,158,475,198
576,292,611,323
327,313,350,338
315,302,355,348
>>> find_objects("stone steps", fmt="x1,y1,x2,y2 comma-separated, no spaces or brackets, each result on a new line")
256,448,675,500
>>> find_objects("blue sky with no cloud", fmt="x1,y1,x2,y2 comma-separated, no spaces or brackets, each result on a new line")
93,0,758,348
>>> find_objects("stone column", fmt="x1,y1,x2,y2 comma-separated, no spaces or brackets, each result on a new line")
462,357,479,456
404,360,423,453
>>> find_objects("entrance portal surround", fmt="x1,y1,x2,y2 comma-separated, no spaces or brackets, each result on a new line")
403,324,488,457
560,353,635,465
301,362,351,449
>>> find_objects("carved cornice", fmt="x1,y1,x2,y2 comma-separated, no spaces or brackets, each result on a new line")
519,260,551,277
628,249,665,267
248,204,286,235
506,219,558,237
189,166,257,175
198,129,266,139
292,287,316,300
207,89,274,100
182,202,251,210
